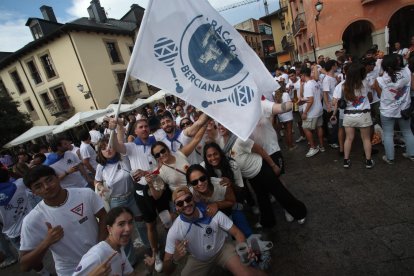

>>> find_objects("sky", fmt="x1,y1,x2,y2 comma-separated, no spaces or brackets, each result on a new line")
0,0,280,52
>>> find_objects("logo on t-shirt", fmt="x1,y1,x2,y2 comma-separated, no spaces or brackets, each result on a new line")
70,203,84,216
67,158,73,165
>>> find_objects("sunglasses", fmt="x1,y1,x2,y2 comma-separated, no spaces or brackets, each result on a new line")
189,175,208,186
180,121,191,128
153,148,167,159
175,194,193,207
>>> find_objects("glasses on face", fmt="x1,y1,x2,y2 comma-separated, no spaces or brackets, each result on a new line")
175,194,193,207
180,121,191,128
153,148,167,159
189,175,208,186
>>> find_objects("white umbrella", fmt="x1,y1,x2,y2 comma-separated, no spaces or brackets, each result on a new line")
52,109,113,134
4,125,57,148
143,90,168,104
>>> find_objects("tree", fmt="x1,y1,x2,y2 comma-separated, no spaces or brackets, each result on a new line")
0,92,32,148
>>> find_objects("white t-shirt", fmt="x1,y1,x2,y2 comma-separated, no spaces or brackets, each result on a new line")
71,145,80,158
303,80,323,118
73,241,133,276
20,188,104,276
80,142,98,172
89,130,102,145
49,151,88,189
343,81,371,116
177,131,204,165
277,92,294,122
0,180,32,238
229,138,262,179
249,100,281,155
189,177,227,203
95,159,134,197
200,159,244,188
365,70,380,104
124,142,155,172
377,69,411,118
332,80,345,120
322,75,337,110
165,209,233,262
287,78,301,100
159,151,189,191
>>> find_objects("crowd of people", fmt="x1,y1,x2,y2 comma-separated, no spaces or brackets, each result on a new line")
0,37,413,275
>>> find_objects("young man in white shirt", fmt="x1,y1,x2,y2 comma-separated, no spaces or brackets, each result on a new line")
79,130,98,176
19,165,107,276
88,123,103,146
322,60,339,149
162,186,266,276
301,67,325,157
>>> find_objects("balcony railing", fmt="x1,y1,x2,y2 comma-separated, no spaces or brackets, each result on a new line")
279,0,288,11
117,80,142,97
281,35,294,50
45,96,74,117
292,12,306,36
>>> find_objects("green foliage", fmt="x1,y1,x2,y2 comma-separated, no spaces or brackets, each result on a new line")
0,93,33,148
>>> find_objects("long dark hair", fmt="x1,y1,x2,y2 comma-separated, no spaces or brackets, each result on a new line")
96,138,121,166
185,164,213,190
343,63,366,102
381,54,402,83
202,142,234,183
105,207,134,226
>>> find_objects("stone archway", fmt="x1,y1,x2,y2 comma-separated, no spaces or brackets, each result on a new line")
388,5,414,50
342,20,374,58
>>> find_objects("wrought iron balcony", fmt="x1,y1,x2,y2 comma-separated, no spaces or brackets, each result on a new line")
117,80,142,97
45,96,74,117
281,35,294,50
292,12,306,37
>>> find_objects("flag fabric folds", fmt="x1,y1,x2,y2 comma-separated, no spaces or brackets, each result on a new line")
128,0,279,140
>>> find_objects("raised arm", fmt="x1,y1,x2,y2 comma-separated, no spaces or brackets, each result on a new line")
183,113,209,137
108,118,127,155
180,124,207,157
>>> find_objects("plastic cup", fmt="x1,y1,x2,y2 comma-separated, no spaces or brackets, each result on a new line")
158,210,172,228
236,242,249,264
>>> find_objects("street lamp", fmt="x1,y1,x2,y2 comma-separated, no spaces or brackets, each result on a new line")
76,83,91,99
315,1,323,21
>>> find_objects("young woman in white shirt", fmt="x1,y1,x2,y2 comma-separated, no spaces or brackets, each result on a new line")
95,138,149,266
373,54,414,163
341,63,374,169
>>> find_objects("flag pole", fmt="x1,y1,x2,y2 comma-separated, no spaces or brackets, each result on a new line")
108,71,132,148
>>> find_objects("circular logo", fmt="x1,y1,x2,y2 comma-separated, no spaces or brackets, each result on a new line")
205,226,213,235
188,24,243,82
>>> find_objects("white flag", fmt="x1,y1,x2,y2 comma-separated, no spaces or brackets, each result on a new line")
128,0,279,140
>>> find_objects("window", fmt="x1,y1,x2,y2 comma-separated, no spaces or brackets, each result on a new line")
40,92,52,106
0,79,8,96
115,72,132,95
52,86,71,110
24,99,39,120
105,41,122,63
40,53,57,79
10,70,26,94
26,60,42,84
31,23,43,40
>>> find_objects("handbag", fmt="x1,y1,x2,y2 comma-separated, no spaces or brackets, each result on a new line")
338,86,347,109
400,105,413,120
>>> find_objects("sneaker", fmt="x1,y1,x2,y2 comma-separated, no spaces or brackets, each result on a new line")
343,159,351,168
154,253,163,273
382,155,394,165
329,143,339,149
269,194,276,203
318,146,326,152
284,210,294,222
365,159,375,169
254,222,263,229
288,145,298,151
280,130,285,137
0,258,17,269
402,153,414,161
298,217,306,225
252,206,260,215
296,136,306,143
306,147,319,157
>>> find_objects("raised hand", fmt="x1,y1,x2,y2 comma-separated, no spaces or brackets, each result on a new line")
44,222,64,246
87,251,117,276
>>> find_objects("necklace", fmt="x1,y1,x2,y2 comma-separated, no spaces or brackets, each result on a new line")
48,190,69,208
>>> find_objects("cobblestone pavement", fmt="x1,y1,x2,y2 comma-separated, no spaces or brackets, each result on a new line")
3,137,414,276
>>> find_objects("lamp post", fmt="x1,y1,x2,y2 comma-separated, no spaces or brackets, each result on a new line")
315,1,323,21
76,83,98,109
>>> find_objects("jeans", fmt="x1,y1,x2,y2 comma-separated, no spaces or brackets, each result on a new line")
109,193,150,265
381,114,414,160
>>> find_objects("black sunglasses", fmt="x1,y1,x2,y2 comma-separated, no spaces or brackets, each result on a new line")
175,194,193,207
189,175,208,186
180,121,191,128
153,148,167,159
